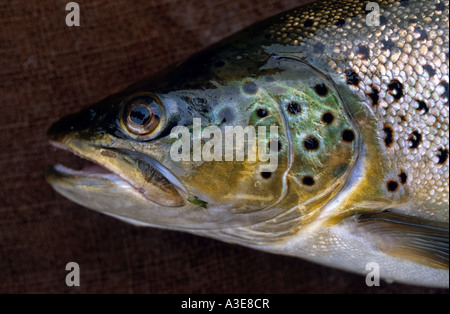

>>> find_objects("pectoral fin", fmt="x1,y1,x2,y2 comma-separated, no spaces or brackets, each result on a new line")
354,210,449,269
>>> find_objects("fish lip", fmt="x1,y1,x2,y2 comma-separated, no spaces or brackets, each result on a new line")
47,140,188,205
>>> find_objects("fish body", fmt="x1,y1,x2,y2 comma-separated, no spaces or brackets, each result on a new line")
46,0,449,287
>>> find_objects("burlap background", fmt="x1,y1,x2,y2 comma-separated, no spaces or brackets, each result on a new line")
0,0,446,293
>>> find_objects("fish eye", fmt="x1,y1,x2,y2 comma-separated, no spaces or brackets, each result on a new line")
123,94,162,136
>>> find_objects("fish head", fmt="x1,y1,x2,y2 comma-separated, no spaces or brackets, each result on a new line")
46,51,300,231
46,40,360,236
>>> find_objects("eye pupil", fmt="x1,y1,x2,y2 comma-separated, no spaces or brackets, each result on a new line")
129,104,152,125
123,94,163,137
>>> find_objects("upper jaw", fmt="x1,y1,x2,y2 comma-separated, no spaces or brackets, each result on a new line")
46,138,188,207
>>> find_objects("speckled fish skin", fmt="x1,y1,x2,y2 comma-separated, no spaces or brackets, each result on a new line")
46,0,449,288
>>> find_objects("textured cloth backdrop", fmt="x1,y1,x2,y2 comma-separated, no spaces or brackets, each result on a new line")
0,0,446,293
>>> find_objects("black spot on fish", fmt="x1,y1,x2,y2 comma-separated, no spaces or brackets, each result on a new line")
304,19,314,27
383,125,394,148
408,18,417,24
342,129,355,143
379,15,387,26
437,147,448,165
303,136,319,151
287,102,302,115
423,64,436,77
368,85,380,106
400,0,409,7
314,83,328,96
388,79,404,101
435,1,445,11
357,45,370,60
414,26,427,41
335,18,345,27
345,68,360,86
260,171,272,179
256,108,268,118
387,180,399,192
269,139,282,152
243,81,258,94
313,42,325,53
302,175,315,186
399,171,407,184
415,99,429,114
408,130,422,149
321,112,334,125
218,107,235,123
439,80,449,104
381,38,395,51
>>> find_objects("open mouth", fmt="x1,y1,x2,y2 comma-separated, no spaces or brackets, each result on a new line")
47,140,188,207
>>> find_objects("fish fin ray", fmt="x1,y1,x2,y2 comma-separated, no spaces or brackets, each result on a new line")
354,210,449,269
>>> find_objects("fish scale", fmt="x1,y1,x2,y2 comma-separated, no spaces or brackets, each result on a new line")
266,0,449,221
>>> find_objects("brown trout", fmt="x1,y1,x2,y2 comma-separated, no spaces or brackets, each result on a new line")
46,0,449,287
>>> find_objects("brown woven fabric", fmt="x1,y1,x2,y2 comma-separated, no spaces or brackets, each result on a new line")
0,0,446,294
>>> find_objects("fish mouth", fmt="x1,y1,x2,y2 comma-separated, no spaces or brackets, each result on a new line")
46,140,188,207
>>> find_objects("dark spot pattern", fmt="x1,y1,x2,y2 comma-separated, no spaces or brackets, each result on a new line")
218,107,235,123
408,18,417,24
303,136,319,151
408,130,422,149
243,81,258,94
314,83,328,97
387,79,404,101
269,139,282,152
437,148,448,165
400,0,409,7
345,68,360,86
368,85,379,106
357,45,370,60
399,171,407,184
415,99,429,114
302,175,315,186
260,172,272,179
335,18,345,27
423,64,436,77
304,19,314,27
287,102,302,115
342,129,355,143
379,15,387,26
387,180,399,192
414,27,428,41
313,42,325,53
256,108,268,118
435,1,445,11
439,80,449,103
383,125,394,147
321,112,334,125
381,38,395,51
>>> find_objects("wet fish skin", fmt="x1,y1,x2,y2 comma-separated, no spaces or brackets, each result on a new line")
46,0,449,288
